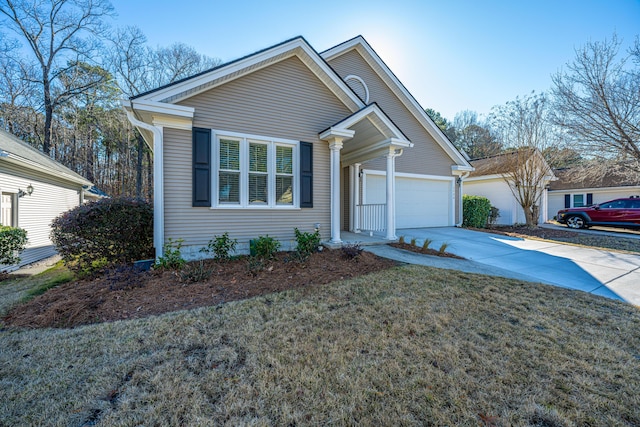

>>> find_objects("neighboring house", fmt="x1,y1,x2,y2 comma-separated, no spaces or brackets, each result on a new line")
464,149,556,225
0,129,93,270
123,35,473,259
548,167,640,219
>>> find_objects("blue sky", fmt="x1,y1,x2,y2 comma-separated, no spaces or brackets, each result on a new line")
109,0,640,121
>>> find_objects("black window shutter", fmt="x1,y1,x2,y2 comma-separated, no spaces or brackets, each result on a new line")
564,194,570,208
300,141,313,208
586,193,593,206
193,127,211,207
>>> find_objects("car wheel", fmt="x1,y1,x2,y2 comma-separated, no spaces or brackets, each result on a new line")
566,215,586,229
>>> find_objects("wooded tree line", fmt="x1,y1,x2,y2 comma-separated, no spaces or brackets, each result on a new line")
0,0,220,198
1,0,638,201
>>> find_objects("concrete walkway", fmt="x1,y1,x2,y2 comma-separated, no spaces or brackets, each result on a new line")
367,227,640,306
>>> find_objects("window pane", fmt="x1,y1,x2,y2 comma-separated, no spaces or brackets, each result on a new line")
573,194,584,207
219,172,240,203
250,143,268,173
249,174,267,204
276,176,293,205
219,139,240,170
276,146,293,174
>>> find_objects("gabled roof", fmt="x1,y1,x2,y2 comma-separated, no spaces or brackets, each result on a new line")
468,148,554,179
130,36,363,112
0,129,92,186
321,35,471,169
549,166,640,191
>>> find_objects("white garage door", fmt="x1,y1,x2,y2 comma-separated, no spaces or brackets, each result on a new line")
364,173,452,228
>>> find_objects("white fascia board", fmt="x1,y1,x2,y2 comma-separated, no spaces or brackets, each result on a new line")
322,37,471,168
140,38,364,112
127,99,195,118
1,155,91,186
319,127,355,140
387,138,412,148
452,165,474,173
142,39,307,102
548,185,640,193
363,168,455,182
465,173,506,182
328,104,410,144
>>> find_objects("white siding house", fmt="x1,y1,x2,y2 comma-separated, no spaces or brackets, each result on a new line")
0,129,93,270
548,167,640,220
463,150,556,225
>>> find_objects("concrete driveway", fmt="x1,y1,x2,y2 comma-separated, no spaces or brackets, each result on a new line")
393,227,640,306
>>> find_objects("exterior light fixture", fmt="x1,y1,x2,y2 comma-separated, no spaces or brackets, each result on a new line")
18,184,34,198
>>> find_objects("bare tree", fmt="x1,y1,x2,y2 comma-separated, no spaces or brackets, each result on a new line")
453,110,502,159
552,34,640,169
0,0,114,155
489,92,560,226
106,27,221,198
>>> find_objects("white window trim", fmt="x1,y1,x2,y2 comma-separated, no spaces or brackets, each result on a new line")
572,193,587,208
212,130,300,209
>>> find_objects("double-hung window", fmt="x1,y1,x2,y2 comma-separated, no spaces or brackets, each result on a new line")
215,131,298,208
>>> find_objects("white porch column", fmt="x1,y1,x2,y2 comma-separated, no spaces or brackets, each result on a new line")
329,139,344,244
385,148,397,240
350,163,361,232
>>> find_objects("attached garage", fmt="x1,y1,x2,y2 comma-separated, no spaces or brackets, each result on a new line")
363,170,454,228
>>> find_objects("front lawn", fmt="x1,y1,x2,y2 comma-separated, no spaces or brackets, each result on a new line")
1,265,639,426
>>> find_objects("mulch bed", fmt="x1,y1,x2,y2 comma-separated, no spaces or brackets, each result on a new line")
3,249,397,329
470,225,581,240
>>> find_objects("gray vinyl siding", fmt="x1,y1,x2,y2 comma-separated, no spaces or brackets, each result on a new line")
327,49,455,176
0,163,82,269
166,57,353,251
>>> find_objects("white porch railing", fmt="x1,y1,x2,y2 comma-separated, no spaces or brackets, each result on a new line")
356,203,386,232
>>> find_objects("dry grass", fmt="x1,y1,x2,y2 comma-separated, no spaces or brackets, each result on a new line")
0,262,73,317
1,265,639,426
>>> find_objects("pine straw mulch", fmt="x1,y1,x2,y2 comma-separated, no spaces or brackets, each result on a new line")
2,249,398,329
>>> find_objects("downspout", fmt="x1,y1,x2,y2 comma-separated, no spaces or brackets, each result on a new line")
456,171,471,227
123,106,164,260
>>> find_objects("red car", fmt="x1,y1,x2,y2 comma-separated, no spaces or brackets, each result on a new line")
557,196,640,229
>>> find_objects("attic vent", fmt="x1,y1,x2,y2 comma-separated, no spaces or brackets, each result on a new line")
344,75,369,103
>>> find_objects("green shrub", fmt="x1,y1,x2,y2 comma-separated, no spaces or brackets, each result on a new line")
488,206,500,226
341,243,363,260
462,195,492,228
201,232,237,261
155,238,185,270
294,228,321,261
422,239,432,251
180,260,212,283
50,197,153,274
0,225,28,265
250,235,280,260
438,242,450,254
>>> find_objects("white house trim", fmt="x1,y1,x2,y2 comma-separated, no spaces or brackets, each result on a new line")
136,38,365,114
123,105,165,260
321,37,471,168
344,74,370,103
362,169,456,228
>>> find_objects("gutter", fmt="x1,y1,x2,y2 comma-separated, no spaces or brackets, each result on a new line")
122,101,165,260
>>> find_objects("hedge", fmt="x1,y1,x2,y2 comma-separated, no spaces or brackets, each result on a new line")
462,195,492,228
